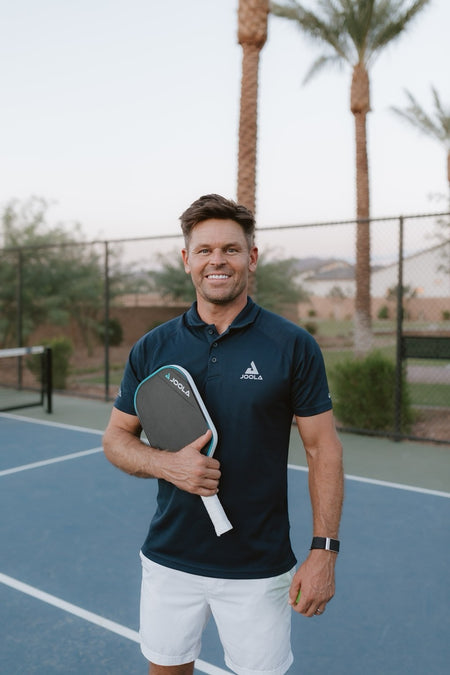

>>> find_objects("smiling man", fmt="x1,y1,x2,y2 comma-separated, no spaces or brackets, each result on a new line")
103,194,344,675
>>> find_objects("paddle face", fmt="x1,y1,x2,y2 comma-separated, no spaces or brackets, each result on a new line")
134,365,217,456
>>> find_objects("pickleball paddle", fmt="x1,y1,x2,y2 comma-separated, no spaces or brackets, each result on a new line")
134,365,232,536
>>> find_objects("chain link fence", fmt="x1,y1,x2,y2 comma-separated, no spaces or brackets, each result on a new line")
1,212,449,443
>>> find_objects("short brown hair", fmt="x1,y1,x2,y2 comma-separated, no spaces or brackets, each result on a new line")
179,194,255,246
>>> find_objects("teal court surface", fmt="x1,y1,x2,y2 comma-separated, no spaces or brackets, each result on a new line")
1,395,449,674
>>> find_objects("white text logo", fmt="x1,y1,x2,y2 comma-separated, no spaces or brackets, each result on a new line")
240,361,263,380
165,372,190,397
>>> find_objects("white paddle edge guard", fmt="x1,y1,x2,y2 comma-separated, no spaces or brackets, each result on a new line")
201,495,233,536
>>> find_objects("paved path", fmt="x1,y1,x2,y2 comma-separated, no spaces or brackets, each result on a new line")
407,364,450,383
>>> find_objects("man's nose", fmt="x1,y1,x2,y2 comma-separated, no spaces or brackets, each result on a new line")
210,249,226,264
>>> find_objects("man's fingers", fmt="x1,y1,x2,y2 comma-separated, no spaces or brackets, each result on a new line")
189,429,213,452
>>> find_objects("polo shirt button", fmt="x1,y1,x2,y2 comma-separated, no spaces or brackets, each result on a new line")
211,357,217,363
208,329,214,335
213,342,218,348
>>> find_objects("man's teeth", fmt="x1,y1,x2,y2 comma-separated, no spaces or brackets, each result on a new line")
207,274,229,279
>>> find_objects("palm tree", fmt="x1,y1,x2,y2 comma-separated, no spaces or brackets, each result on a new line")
391,87,450,207
237,0,269,215
270,0,431,353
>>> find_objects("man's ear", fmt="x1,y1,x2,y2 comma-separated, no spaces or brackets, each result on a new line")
181,248,191,273
248,246,258,273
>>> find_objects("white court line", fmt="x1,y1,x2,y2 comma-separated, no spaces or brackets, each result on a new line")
5,414,448,499
344,472,450,499
0,572,230,675
0,447,104,477
0,411,104,435
288,463,450,499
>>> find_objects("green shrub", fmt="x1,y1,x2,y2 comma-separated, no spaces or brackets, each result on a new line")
96,317,123,346
330,350,413,432
377,305,389,319
47,337,74,389
28,337,74,389
303,321,318,335
442,310,450,321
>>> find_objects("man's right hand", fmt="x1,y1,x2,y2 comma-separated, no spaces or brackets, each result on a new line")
160,430,221,496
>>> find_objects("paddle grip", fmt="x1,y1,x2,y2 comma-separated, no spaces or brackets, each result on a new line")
201,495,233,536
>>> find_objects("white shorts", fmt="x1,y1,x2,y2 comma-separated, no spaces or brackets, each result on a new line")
139,553,295,675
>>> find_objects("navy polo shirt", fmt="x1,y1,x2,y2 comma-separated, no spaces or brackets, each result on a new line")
114,298,332,579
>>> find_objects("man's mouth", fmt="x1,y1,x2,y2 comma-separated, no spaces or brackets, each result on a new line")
206,274,230,280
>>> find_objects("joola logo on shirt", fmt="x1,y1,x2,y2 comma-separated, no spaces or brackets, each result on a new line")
165,372,190,397
240,361,263,380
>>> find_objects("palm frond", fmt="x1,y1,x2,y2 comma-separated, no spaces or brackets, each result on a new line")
302,53,343,84
271,0,431,70
391,87,450,145
270,0,354,68
366,0,431,62
431,87,450,142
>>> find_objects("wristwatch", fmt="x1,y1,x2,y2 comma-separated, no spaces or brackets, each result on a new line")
310,536,340,553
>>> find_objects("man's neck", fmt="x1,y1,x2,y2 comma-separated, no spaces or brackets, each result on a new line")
196,297,248,335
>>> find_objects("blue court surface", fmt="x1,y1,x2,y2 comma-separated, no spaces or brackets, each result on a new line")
1,411,449,674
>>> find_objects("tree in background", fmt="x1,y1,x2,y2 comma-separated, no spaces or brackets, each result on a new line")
270,0,431,354
149,255,196,303
386,283,417,320
150,250,308,314
254,253,309,311
0,198,118,352
391,86,450,207
237,0,270,214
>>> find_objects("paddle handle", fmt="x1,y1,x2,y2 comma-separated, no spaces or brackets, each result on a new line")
201,495,233,536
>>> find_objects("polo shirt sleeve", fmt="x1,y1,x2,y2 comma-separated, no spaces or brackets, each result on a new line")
113,342,142,416
291,331,332,417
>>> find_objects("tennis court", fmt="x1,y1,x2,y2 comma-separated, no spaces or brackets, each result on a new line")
1,397,449,674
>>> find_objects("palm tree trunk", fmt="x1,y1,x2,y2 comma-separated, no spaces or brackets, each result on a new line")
237,42,261,214
237,0,269,215
351,63,372,354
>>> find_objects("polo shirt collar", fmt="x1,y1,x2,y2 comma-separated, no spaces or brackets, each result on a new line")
185,297,259,331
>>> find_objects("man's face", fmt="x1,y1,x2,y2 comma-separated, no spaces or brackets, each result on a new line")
181,218,258,307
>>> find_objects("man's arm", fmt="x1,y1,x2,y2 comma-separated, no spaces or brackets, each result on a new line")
289,409,344,617
102,407,221,496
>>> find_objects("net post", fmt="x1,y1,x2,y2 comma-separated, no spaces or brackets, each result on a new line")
104,241,110,401
394,216,404,439
45,347,53,414
17,251,24,389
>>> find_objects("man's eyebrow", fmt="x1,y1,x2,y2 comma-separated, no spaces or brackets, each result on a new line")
192,241,243,249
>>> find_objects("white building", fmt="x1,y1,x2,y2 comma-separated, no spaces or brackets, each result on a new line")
299,242,449,299
371,242,449,299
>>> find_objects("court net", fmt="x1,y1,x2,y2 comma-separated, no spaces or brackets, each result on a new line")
0,346,52,413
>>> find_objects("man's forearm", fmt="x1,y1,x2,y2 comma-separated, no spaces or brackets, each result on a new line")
296,411,344,538
103,424,161,478
308,446,344,538
103,412,220,496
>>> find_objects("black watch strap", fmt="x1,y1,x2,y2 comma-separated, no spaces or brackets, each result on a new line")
310,536,340,553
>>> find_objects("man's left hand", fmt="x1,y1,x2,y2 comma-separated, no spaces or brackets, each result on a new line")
288,549,337,617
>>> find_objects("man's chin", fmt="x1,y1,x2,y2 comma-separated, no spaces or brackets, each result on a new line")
201,288,241,306
204,294,234,306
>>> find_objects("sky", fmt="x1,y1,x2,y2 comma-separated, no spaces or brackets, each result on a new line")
1,0,449,256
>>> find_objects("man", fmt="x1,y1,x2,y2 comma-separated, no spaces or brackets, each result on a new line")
103,194,344,675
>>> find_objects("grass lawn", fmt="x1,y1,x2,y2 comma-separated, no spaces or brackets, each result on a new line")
409,382,450,407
